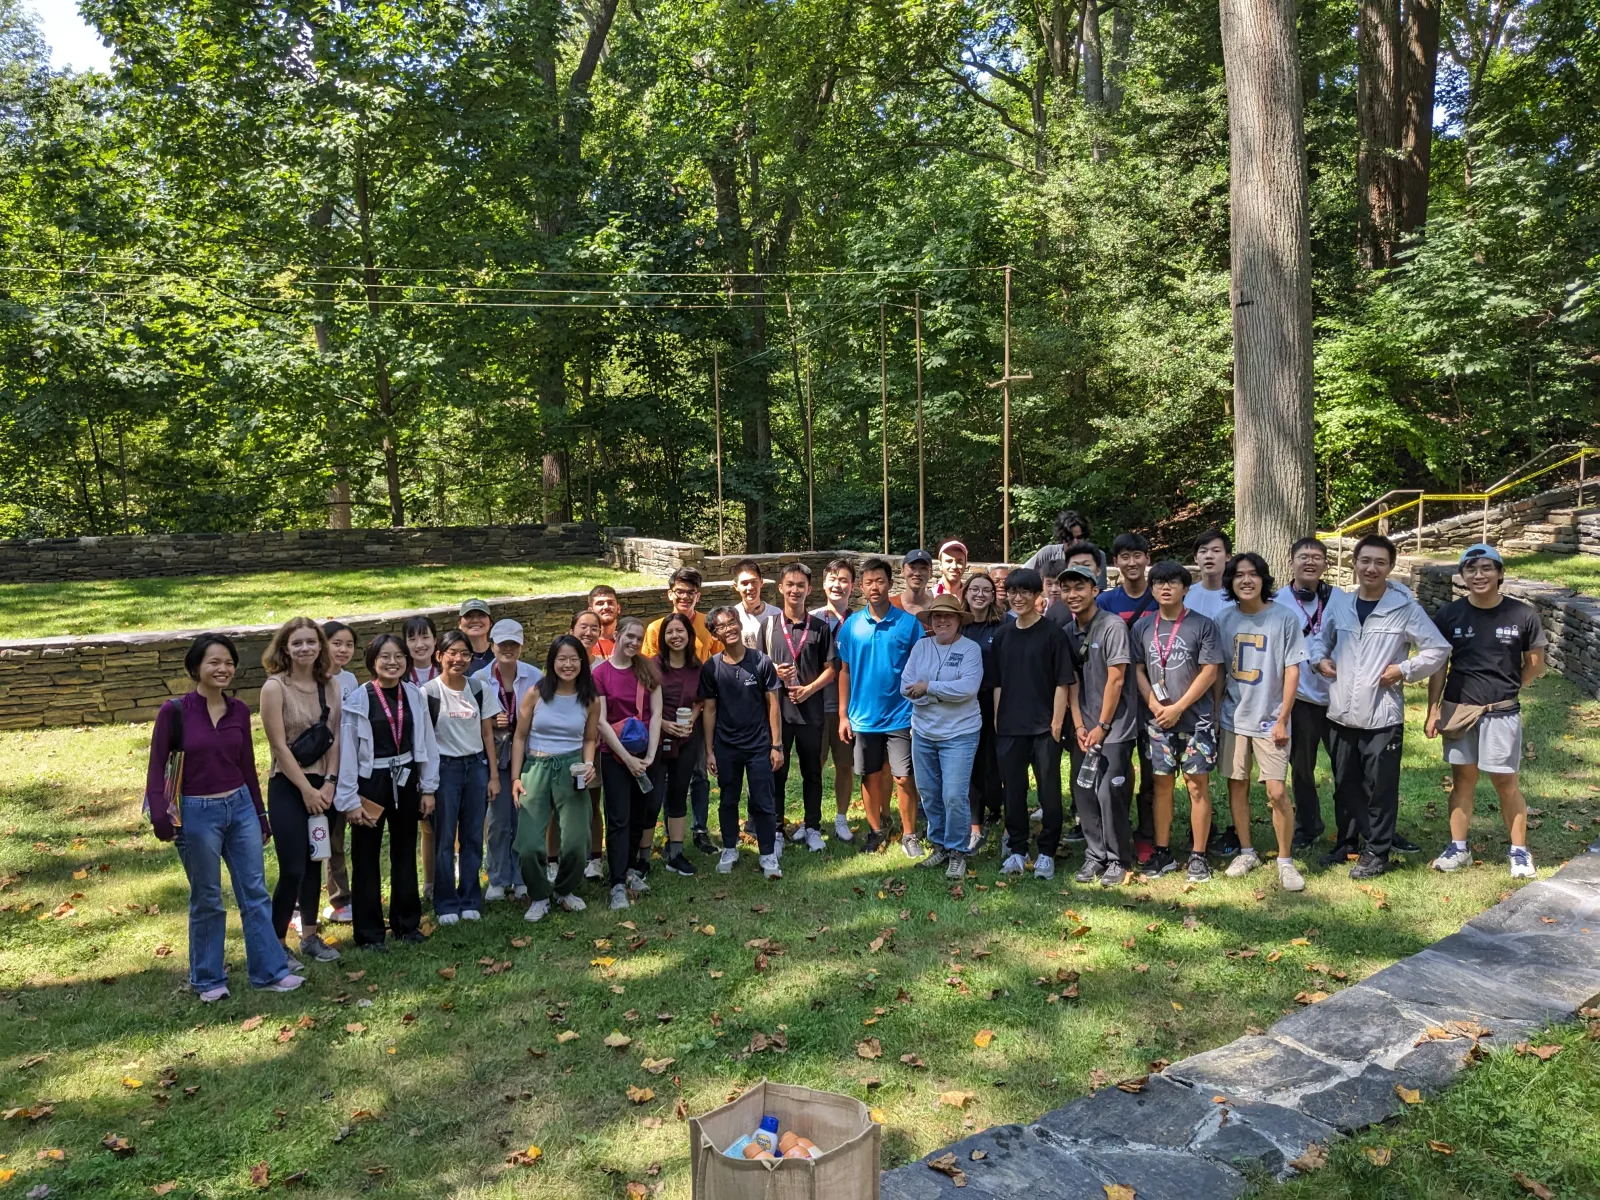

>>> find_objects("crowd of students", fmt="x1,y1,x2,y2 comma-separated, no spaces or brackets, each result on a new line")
144,520,1554,1001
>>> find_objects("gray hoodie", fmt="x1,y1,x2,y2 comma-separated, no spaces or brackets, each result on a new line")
1308,582,1449,730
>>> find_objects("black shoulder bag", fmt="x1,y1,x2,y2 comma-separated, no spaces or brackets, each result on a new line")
289,681,335,767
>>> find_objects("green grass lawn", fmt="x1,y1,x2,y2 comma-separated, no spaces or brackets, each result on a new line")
1,676,1597,1198
1502,552,1600,596
0,564,661,641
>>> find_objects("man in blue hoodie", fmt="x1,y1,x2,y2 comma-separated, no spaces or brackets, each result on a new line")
1310,534,1450,879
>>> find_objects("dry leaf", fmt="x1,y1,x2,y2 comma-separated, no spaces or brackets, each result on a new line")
1514,1172,1555,1199
927,1151,967,1187
698,924,716,936
249,1162,270,1188
1266,950,1282,964
973,1029,995,1049
869,1108,886,1123
152,1184,178,1195
122,1077,143,1089
345,970,366,981
437,966,457,980
507,1145,543,1166
604,1030,633,1049
101,1134,135,1157
344,1022,366,1034
641,1057,675,1074
1290,937,1311,946
626,1085,655,1104
674,1098,689,1121
1289,1142,1328,1172
1362,1146,1392,1167
856,1038,882,1060
1395,1084,1421,1105
1516,1043,1563,1061
938,1089,976,1109
36,1148,64,1161
626,1184,649,1199
1427,1140,1455,1155
556,1030,580,1043
1115,1076,1148,1094
1104,1187,1136,1200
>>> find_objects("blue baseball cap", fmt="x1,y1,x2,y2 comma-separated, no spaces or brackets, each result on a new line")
1459,543,1503,568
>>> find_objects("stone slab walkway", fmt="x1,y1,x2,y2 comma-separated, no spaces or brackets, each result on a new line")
881,855,1600,1199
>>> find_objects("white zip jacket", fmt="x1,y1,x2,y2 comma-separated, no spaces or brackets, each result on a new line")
1309,582,1449,730
335,680,441,812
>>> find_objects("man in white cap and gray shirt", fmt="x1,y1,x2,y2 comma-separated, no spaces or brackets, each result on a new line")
1425,543,1546,878
473,619,543,901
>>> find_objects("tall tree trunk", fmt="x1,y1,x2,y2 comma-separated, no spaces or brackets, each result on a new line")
353,148,406,526
1398,0,1440,234
1220,0,1317,572
1357,0,1402,267
1105,1,1132,111
1081,0,1105,106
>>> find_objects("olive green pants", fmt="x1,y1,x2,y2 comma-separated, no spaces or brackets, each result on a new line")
514,751,590,901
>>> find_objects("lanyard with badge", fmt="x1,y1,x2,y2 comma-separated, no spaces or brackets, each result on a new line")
1149,611,1185,702
1291,587,1325,638
371,684,412,787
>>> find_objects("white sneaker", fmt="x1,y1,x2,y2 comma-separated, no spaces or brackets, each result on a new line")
609,884,630,910
1225,849,1262,878
514,885,529,900
1000,853,1026,875
524,899,551,923
1030,807,1044,823
717,848,739,874
324,904,352,924
437,913,460,926
774,831,786,858
460,909,481,922
583,858,604,881
546,862,558,884
625,869,651,893
1277,859,1306,892
834,814,855,843
556,893,586,912
484,886,506,902
1509,847,1535,879
759,854,783,880
264,974,304,993
804,828,826,853
1034,854,1055,881
1431,844,1471,872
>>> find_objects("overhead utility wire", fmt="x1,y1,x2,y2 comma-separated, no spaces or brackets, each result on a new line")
10,260,1007,280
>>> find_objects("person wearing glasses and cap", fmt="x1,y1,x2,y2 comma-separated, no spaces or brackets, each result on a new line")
890,549,935,619
473,619,543,903
934,540,969,597
1425,543,1546,878
457,599,496,675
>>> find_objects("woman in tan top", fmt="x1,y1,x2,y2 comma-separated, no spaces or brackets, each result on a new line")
260,617,343,965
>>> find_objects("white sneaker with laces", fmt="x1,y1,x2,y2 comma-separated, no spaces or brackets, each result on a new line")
1000,853,1025,875
760,854,783,880
834,814,854,843
484,885,505,902
1277,859,1306,892
461,909,481,922
583,858,604,881
264,974,304,992
1508,847,1536,879
717,848,739,874
901,834,924,860
1225,849,1262,878
556,893,586,912
1034,854,1055,880
1432,844,1471,872
804,827,825,852
437,913,460,926
524,899,550,922
625,869,651,893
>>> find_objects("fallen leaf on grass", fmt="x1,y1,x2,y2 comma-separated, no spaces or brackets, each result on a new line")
344,1023,366,1034
556,1030,580,1043
698,924,716,936
674,1098,689,1121
507,1145,543,1167
36,1148,64,1162
1515,1043,1563,1061
437,967,457,980
926,1152,966,1186
1514,1172,1555,1198
1115,1076,1148,1094
1427,1140,1455,1155
604,1031,633,1049
938,1090,976,1109
973,1029,995,1049
1395,1085,1421,1105
626,1085,655,1104
1362,1146,1392,1167
857,1038,882,1059
1294,991,1330,1005
101,1134,134,1157
1288,1143,1328,1172
900,1053,927,1069
152,1183,177,1195
345,970,365,981
122,1077,143,1089
1266,950,1282,964
510,936,530,949
625,1184,649,1199
1290,937,1311,947
18,1054,48,1069
249,1162,270,1188
641,1057,675,1074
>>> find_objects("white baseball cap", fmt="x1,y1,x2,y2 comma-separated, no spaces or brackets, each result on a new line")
490,619,525,646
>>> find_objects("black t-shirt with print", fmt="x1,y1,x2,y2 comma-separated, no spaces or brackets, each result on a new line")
1433,597,1546,707
699,649,781,755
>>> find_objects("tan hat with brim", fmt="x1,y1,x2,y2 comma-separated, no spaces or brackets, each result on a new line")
917,593,973,628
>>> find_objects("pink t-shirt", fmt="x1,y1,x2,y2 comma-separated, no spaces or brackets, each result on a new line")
593,660,647,728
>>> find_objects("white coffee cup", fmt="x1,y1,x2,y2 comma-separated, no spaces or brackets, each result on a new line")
307,814,331,861
676,707,692,726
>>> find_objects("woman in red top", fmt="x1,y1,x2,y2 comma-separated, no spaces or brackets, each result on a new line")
592,616,663,909
145,634,304,1001
651,612,705,877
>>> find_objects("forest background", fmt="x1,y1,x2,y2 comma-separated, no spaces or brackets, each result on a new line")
0,0,1595,560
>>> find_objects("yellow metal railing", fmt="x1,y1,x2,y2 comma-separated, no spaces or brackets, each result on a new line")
1317,444,1598,550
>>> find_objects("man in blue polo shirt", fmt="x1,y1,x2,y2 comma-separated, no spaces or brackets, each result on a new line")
834,556,926,856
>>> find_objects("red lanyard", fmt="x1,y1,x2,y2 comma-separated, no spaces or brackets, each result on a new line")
372,683,405,750
408,664,436,687
781,618,810,663
1152,611,1186,670
495,668,517,721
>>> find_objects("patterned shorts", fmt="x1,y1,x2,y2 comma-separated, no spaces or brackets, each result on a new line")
1146,722,1218,777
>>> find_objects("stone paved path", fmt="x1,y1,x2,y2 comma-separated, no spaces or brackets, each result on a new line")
881,855,1600,1199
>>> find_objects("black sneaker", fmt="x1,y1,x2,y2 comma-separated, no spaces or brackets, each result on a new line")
1062,822,1087,845
1185,853,1212,883
1393,833,1420,854
1214,826,1240,856
1147,847,1178,876
1100,863,1128,887
664,852,697,877
1349,851,1389,880
1320,844,1359,868
358,940,389,953
692,828,716,855
1291,836,1318,854
863,827,887,854
400,929,427,945
1074,860,1104,884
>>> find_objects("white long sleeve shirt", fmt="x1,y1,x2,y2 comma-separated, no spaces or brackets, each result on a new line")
899,635,984,739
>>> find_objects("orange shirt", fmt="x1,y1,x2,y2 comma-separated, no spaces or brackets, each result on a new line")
641,611,723,661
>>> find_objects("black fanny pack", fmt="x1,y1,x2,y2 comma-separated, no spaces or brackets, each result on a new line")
289,682,335,767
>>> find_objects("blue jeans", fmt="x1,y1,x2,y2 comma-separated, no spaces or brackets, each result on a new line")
484,755,519,890
173,788,291,992
433,753,489,915
912,730,979,852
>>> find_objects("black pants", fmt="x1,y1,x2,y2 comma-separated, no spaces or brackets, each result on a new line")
600,754,664,885
350,769,421,947
1290,699,1334,845
969,695,1004,827
1133,739,1155,837
267,773,326,940
998,732,1063,858
1070,739,1136,869
662,738,703,820
774,720,825,830
691,761,711,831
714,742,778,856
1330,721,1404,859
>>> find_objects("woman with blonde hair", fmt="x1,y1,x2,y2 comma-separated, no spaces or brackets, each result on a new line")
260,617,343,965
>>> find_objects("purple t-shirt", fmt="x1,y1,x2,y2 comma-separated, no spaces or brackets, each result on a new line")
593,660,650,755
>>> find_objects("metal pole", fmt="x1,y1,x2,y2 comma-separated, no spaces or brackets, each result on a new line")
1002,265,1012,565
713,347,725,557
1415,498,1424,555
915,291,925,550
1481,496,1489,543
1579,448,1587,510
804,347,815,551
880,302,889,555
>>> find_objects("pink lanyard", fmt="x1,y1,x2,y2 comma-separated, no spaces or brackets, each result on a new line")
1152,611,1186,671
371,683,405,750
781,618,810,663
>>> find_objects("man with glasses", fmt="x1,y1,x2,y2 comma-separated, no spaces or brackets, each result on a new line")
1426,544,1546,878
1274,537,1336,852
700,607,786,880
644,567,724,852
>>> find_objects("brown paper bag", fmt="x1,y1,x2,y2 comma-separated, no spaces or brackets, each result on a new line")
689,1079,880,1200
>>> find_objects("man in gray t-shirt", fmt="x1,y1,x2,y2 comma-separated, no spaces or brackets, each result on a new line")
1131,609,1223,736
1216,604,1308,737
1067,608,1138,745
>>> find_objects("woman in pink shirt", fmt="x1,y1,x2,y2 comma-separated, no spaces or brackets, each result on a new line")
591,616,663,910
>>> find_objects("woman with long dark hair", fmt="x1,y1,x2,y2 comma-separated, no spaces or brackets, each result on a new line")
511,635,601,921
593,616,664,910
422,629,501,924
335,634,439,949
404,615,440,898
146,634,303,1000
260,617,343,965
652,612,704,876
961,571,1007,852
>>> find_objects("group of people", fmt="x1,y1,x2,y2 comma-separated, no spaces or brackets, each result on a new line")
144,514,1551,1001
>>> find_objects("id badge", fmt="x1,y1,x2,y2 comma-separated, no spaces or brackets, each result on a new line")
1152,679,1171,703
394,766,412,788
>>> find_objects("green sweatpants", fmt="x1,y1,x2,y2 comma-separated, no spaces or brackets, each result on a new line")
514,750,590,901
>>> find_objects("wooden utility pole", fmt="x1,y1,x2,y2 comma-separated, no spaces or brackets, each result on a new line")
713,348,725,556
915,292,925,550
804,347,816,550
986,266,1032,564
880,303,889,554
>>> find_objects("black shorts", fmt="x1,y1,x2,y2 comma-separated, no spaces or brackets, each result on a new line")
853,728,913,778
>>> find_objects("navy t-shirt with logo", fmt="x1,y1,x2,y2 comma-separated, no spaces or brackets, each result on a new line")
699,648,781,755
1433,597,1546,708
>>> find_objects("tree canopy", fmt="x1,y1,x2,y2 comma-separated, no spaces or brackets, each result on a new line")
0,0,1594,557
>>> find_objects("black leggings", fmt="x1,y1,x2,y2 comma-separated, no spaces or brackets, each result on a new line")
969,696,1004,826
268,772,325,940
663,739,703,820
600,754,664,885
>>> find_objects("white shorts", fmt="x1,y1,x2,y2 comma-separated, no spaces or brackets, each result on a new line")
1443,710,1522,776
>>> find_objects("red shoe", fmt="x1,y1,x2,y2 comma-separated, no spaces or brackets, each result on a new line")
1134,835,1154,865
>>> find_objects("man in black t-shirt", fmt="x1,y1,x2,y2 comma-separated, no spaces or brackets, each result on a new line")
990,568,1075,881
756,563,837,853
1425,544,1547,879
700,607,786,881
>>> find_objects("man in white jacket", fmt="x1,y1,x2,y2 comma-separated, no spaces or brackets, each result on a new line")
1311,534,1450,879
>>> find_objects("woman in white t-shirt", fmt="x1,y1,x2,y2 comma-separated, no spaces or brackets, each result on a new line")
422,631,501,924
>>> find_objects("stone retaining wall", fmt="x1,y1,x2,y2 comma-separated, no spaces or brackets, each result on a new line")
0,522,606,584
0,582,736,730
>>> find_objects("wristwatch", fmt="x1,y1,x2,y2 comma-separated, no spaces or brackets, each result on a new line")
1098,721,1113,732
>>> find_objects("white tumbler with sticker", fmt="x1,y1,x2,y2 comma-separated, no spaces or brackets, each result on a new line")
307,813,331,861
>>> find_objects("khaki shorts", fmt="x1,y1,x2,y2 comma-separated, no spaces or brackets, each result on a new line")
1220,728,1289,782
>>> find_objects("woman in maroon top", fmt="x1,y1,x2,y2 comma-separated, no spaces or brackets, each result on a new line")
592,616,663,909
652,612,704,877
145,634,303,1001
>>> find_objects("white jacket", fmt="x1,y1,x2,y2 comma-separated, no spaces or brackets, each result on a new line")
1309,582,1449,730
335,681,441,812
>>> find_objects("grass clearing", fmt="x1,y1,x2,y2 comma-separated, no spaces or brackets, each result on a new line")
1501,553,1600,596
0,564,660,641
0,676,1596,1198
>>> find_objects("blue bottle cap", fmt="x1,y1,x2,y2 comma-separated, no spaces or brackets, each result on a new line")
760,1114,780,1131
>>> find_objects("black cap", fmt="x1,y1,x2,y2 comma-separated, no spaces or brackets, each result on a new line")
902,549,933,567
1005,567,1044,593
